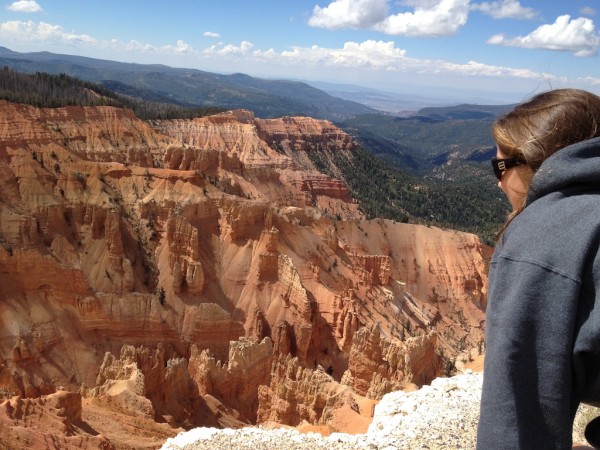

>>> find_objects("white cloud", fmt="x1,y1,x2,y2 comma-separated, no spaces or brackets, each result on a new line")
7,0,42,13
193,35,550,84
439,59,545,79
204,31,220,38
0,20,196,56
246,39,549,84
0,20,96,44
267,40,407,69
172,40,193,53
309,0,469,37
308,0,388,29
0,19,575,93
203,41,254,57
487,15,600,57
579,76,600,85
124,39,195,54
375,0,469,37
471,0,538,20
400,0,443,8
123,40,154,52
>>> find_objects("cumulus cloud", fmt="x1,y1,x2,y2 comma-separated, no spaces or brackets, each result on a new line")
471,0,538,20
0,19,196,56
203,31,220,38
171,40,193,53
198,36,548,83
308,0,388,29
203,41,254,57
267,40,407,69
7,0,43,13
375,0,469,37
123,39,196,54
309,0,469,37
487,15,600,56
401,0,443,8
0,20,96,44
439,59,544,79
246,38,549,83
0,18,566,89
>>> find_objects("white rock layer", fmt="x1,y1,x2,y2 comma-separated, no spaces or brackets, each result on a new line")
161,370,596,449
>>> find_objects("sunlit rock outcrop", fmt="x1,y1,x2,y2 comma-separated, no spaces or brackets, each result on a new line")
0,100,489,449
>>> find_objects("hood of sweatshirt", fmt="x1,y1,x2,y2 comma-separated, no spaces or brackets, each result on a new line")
526,136,600,206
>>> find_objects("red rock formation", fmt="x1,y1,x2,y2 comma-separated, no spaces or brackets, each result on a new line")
350,254,392,285
255,114,354,154
152,111,360,220
341,323,442,398
189,337,273,423
0,391,115,450
0,100,489,448
257,353,375,429
89,343,242,429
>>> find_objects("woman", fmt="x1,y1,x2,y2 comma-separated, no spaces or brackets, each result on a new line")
477,88,600,449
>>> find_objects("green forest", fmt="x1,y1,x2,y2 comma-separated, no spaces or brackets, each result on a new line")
307,143,507,245
334,109,511,244
0,67,223,119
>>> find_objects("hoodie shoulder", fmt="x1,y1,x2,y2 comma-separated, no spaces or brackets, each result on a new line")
527,137,600,205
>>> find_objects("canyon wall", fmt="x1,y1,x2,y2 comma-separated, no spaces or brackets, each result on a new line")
0,102,489,449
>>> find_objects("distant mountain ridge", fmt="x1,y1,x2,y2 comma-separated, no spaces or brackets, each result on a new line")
0,46,376,120
416,103,515,120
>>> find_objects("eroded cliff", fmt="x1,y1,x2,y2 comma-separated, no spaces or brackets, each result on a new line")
0,102,489,449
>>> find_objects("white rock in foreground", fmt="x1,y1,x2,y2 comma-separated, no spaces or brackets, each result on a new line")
161,370,596,449
161,371,483,450
366,370,482,449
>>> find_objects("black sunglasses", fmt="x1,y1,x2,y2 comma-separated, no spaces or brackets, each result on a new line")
491,157,526,181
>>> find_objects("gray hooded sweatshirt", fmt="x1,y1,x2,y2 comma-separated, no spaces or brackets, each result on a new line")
477,136,600,449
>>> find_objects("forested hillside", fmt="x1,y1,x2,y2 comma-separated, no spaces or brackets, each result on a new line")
0,67,223,119
337,110,511,243
308,143,507,244
338,112,496,174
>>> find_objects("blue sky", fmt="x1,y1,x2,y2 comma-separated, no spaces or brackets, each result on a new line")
1,0,599,103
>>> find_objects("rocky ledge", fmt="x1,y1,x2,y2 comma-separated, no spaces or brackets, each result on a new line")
162,370,595,450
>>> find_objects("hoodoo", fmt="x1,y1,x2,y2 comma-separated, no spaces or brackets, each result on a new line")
0,102,489,449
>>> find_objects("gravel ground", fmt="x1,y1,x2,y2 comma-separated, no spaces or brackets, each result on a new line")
161,370,598,450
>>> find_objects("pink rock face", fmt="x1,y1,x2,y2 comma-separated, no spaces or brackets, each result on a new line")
0,101,489,448
152,111,361,220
